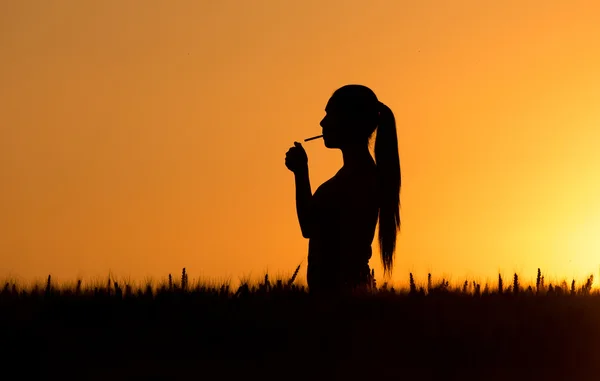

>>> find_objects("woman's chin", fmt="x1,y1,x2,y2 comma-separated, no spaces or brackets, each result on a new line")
323,138,338,149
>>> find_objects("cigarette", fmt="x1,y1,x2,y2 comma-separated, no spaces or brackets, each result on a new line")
304,135,323,142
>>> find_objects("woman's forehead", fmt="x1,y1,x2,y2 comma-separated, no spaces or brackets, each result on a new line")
325,95,376,113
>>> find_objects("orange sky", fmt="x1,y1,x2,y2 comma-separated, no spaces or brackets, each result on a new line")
2,1,600,287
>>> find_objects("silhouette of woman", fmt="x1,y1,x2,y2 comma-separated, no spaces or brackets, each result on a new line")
285,84,401,294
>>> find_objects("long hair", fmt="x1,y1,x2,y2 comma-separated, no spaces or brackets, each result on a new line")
374,101,401,275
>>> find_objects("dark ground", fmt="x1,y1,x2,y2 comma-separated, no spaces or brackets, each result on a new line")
2,285,600,380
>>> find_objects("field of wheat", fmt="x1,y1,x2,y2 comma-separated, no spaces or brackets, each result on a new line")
2,267,600,380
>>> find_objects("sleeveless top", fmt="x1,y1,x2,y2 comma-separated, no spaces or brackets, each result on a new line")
307,164,378,292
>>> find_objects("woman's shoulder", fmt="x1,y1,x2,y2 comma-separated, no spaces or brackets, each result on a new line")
316,164,376,192
313,175,337,196
325,166,376,199
336,164,377,184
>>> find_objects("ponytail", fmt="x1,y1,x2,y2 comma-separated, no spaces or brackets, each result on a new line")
374,102,401,275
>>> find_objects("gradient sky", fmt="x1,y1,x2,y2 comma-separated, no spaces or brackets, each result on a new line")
2,1,600,286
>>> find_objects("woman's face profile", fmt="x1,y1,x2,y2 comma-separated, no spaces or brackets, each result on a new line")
320,97,347,149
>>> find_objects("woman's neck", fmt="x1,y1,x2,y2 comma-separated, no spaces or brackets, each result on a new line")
341,144,375,169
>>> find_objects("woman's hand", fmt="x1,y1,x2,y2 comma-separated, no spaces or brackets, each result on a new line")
285,142,308,174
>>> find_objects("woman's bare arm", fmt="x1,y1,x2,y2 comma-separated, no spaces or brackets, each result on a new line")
294,168,313,238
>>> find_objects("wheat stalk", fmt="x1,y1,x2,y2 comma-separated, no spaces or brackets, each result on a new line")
288,263,301,286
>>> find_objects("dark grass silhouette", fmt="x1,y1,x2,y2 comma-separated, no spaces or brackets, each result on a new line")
2,267,600,380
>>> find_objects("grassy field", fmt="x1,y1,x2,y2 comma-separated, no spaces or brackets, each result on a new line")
2,268,600,380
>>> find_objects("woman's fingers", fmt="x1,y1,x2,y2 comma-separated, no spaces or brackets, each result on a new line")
286,146,303,157
285,144,308,173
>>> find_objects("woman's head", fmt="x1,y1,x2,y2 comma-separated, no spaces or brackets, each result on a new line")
320,85,380,149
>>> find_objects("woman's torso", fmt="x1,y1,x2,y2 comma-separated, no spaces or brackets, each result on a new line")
307,163,378,290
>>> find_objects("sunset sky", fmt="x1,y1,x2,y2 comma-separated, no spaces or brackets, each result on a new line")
2,1,600,287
